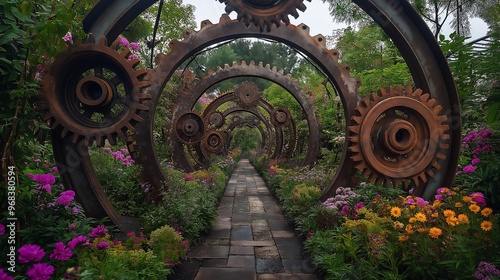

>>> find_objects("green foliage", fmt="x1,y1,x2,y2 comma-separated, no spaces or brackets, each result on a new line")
148,225,188,266
231,127,260,151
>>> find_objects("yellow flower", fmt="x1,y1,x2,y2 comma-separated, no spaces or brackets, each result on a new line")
398,234,409,242
481,208,493,217
481,220,493,231
455,202,463,208
462,196,473,203
469,203,481,213
391,207,402,218
431,212,439,218
457,214,469,224
417,227,428,233
433,200,442,207
405,224,414,234
410,205,416,210
409,217,417,223
428,227,443,239
415,212,427,222
443,209,456,218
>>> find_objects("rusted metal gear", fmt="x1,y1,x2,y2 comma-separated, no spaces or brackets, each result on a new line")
348,85,450,190
202,130,225,154
218,0,310,31
270,106,292,128
208,111,225,128
40,36,151,146
173,111,206,144
235,81,261,108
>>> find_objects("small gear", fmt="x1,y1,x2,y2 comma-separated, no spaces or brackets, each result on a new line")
218,0,311,32
348,85,450,188
235,81,261,108
173,111,206,144
270,107,292,128
208,111,225,128
40,36,150,146
202,130,225,154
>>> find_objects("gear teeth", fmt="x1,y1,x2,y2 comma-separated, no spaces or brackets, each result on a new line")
351,115,362,125
61,127,69,138
313,34,326,47
95,134,105,147
436,152,447,160
71,133,80,144
426,169,435,178
297,2,307,11
200,20,213,29
135,69,147,79
375,176,385,187
439,142,449,149
432,161,442,169
298,23,310,34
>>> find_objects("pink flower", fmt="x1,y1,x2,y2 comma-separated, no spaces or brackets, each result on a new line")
62,32,73,44
89,225,108,238
103,147,112,153
49,242,72,261
463,165,476,173
50,166,58,174
0,224,5,235
27,173,56,186
118,37,129,48
56,190,75,206
67,235,88,249
34,158,41,163
0,268,13,280
435,194,443,201
127,54,139,61
97,241,109,249
471,158,481,165
129,42,139,51
72,207,79,214
18,244,45,263
39,184,51,193
26,263,54,280
354,202,364,210
470,192,487,206
479,129,492,138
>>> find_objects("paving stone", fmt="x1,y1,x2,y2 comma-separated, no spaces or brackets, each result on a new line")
195,267,256,280
274,237,303,259
188,245,229,259
268,220,292,231
232,213,250,224
255,258,285,274
207,228,231,239
170,259,200,280
254,246,280,259
231,240,275,247
227,255,255,268
231,225,253,241
272,231,295,238
204,239,230,246
253,230,273,241
230,246,255,255
201,258,228,267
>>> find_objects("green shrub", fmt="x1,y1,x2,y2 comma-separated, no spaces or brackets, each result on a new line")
148,225,188,267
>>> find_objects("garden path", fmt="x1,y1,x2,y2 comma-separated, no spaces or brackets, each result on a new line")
172,159,317,280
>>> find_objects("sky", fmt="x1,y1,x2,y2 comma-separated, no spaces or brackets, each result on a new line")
182,0,489,42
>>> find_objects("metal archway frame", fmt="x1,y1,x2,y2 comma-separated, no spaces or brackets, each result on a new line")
48,0,460,228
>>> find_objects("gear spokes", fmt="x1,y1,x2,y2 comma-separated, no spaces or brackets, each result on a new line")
40,36,151,146
348,85,450,189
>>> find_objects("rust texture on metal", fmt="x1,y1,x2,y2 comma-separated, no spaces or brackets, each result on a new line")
42,0,461,229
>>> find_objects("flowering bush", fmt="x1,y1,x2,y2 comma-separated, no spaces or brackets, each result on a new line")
148,225,189,268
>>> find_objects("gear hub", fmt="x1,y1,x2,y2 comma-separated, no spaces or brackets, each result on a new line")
174,111,206,144
348,85,450,189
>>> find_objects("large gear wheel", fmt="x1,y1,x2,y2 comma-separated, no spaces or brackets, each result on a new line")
202,130,225,154
219,0,310,31
348,85,450,189
235,81,261,108
208,111,225,128
41,36,150,146
173,111,206,144
270,107,292,128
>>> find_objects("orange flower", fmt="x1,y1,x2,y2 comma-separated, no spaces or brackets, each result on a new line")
481,220,493,231
391,207,402,218
417,227,428,233
393,221,404,230
415,212,427,222
409,217,417,223
455,202,463,208
462,196,473,203
469,204,481,213
398,234,409,242
446,216,459,226
433,200,442,207
429,227,442,239
443,209,456,218
481,208,493,217
457,214,469,224
431,212,439,218
405,224,414,234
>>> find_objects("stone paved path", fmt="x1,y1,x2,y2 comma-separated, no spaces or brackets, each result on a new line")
172,159,317,280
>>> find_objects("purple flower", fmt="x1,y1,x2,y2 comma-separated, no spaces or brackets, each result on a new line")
103,147,112,153
0,268,13,280
354,201,364,210
463,165,477,173
479,129,492,138
120,148,128,154
475,261,500,279
26,263,54,280
34,158,41,163
72,207,79,214
435,194,443,201
18,244,45,263
62,32,73,44
56,190,75,206
97,241,109,249
127,54,139,61
68,235,88,249
27,173,56,186
470,192,487,206
38,184,51,193
129,42,139,51
118,37,129,48
89,225,108,238
471,158,481,165
0,224,4,235
50,166,58,174
49,242,72,261
416,197,428,206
